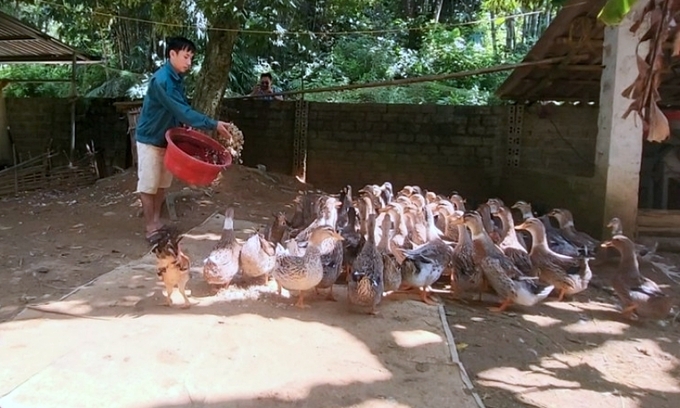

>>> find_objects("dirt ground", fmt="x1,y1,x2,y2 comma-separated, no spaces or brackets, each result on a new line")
1,164,679,408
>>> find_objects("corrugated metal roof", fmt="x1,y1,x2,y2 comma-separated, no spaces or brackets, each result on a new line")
0,10,96,63
496,0,680,105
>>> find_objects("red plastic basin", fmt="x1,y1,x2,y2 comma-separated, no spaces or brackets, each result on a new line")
164,127,232,186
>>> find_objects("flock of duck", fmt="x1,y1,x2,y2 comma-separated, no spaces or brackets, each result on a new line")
152,182,675,321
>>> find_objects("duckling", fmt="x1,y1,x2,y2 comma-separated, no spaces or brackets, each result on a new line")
273,227,344,308
240,232,276,284
516,218,592,301
348,213,385,314
601,235,674,320
378,212,402,293
549,208,599,255
394,204,452,305
151,226,191,308
464,212,554,312
203,207,242,292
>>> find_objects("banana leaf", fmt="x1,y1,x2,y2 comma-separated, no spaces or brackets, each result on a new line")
598,0,640,25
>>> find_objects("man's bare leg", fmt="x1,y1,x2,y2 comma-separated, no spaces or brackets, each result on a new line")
141,192,164,237
154,188,166,227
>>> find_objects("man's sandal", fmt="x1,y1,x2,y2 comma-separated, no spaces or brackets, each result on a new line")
146,226,169,245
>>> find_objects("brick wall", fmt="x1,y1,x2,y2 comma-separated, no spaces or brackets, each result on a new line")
516,104,598,177
3,98,128,172
499,104,602,236
3,97,610,234
221,100,295,175
224,100,507,200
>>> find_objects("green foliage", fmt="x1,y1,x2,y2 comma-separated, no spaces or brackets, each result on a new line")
598,0,639,25
2,0,558,105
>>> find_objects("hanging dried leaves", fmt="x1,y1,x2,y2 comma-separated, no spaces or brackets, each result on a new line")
623,0,679,142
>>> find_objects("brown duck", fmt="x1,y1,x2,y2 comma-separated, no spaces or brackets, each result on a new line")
487,199,533,277
348,214,384,314
464,212,554,312
516,218,592,301
601,235,674,320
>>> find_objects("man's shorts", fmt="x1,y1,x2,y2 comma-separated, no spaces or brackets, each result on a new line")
136,142,173,194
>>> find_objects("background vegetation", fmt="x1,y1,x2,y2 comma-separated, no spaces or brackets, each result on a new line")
0,0,569,110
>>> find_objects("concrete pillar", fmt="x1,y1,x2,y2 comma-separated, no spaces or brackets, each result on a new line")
595,0,650,239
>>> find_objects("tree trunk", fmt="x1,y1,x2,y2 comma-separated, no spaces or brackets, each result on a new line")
402,0,414,18
490,11,498,58
192,7,244,119
505,18,515,53
433,0,443,22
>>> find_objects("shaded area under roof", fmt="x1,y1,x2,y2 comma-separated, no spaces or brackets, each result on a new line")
496,0,680,105
0,10,97,64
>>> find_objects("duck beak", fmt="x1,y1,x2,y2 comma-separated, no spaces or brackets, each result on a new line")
601,241,613,248
515,222,528,230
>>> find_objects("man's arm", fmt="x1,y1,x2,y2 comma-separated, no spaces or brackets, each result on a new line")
152,78,218,130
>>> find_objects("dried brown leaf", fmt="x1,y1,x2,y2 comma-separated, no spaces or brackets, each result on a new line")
637,54,651,78
622,82,638,99
671,28,680,56
630,1,657,33
647,104,670,142
622,99,643,120
640,10,664,42
652,53,665,71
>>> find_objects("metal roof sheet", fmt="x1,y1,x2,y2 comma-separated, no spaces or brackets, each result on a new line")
0,10,97,64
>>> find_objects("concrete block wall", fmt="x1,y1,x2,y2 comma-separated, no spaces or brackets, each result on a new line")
225,100,507,200
221,100,295,175
4,98,128,172
500,104,602,236
3,97,608,235
517,104,598,177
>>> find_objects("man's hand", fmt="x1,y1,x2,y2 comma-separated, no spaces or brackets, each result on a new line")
215,121,232,140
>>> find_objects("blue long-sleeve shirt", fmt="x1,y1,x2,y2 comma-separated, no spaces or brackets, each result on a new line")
135,63,218,147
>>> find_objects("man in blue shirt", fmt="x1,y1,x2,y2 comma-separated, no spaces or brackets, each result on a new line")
135,36,231,243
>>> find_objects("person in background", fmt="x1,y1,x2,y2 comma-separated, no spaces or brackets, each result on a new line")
135,36,232,244
249,72,283,100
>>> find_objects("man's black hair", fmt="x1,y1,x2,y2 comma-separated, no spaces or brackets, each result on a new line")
260,72,273,80
165,37,196,58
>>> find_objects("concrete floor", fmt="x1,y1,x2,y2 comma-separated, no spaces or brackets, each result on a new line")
0,214,479,408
